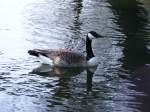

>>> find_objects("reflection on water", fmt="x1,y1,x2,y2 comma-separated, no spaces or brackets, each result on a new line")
109,0,150,70
0,0,150,112
109,0,150,112
31,64,86,77
31,64,95,91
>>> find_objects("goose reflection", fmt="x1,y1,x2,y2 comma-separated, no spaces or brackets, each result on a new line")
31,64,83,77
31,64,97,92
86,69,94,92
31,64,97,78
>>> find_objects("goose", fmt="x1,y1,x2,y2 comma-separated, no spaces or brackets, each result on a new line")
28,31,101,67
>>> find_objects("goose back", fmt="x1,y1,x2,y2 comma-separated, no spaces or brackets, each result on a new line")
29,49,87,67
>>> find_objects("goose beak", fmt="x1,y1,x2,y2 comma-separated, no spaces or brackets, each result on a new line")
95,33,102,38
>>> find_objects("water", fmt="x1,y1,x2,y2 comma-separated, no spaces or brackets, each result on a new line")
0,0,150,112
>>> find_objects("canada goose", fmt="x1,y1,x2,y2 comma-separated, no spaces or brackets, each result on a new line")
28,31,101,67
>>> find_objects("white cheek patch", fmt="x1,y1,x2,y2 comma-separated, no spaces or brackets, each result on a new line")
88,33,95,39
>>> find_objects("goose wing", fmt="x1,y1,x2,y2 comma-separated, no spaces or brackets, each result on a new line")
53,50,86,64
28,49,86,64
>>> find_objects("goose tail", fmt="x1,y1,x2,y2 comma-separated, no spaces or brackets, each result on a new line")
28,49,53,65
28,50,40,57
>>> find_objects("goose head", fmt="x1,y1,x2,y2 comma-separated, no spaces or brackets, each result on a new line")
87,31,102,40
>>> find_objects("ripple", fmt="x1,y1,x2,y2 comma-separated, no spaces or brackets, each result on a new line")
0,0,149,112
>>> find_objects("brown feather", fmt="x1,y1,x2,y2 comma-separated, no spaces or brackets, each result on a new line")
31,49,87,67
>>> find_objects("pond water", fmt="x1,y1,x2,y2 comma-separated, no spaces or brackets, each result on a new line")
0,0,150,112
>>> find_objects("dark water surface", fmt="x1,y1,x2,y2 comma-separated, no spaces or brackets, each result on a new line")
0,0,150,112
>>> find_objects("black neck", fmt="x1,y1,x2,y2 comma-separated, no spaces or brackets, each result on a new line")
86,36,94,60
